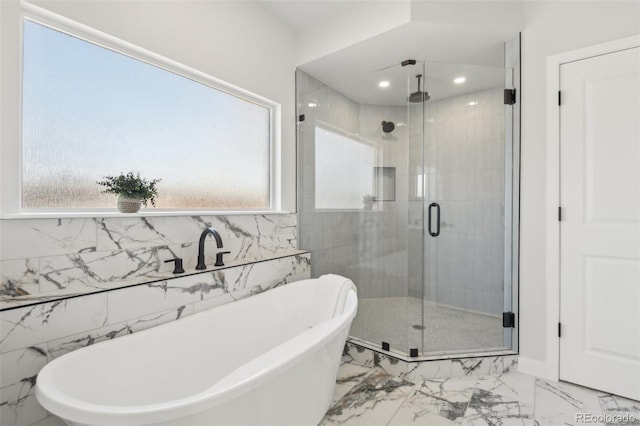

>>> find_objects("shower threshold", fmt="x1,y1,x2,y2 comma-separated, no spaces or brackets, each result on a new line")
347,336,516,363
344,338,518,379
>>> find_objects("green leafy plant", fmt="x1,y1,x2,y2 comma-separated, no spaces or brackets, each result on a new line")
97,172,161,207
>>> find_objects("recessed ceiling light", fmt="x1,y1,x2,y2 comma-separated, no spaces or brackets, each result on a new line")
378,81,390,88
454,77,466,84
308,102,317,108
468,101,478,106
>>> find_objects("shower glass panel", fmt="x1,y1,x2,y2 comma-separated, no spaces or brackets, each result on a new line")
421,63,511,355
297,56,517,358
296,62,425,356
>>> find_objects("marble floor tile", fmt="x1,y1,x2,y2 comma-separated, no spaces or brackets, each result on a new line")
388,376,478,425
598,394,640,425
333,361,375,405
321,369,414,425
460,373,536,425
324,363,638,426
534,378,607,426
31,415,66,426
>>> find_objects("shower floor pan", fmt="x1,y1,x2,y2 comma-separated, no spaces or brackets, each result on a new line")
350,297,507,357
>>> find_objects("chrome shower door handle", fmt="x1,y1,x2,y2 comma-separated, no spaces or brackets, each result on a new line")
428,202,441,237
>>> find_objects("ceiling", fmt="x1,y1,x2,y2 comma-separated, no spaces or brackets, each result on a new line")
258,0,360,32
259,1,517,105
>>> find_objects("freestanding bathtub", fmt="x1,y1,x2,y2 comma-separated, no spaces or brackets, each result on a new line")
36,274,357,426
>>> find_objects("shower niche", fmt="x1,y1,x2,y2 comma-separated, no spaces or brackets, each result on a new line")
297,33,520,360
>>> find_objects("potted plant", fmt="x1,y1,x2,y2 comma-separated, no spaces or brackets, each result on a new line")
97,172,160,213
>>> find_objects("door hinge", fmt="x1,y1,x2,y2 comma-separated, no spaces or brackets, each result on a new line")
558,206,562,221
558,322,562,338
504,89,516,105
298,114,305,122
503,312,515,328
558,91,562,106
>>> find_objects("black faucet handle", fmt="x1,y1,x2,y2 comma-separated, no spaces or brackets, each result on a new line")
164,258,185,274
215,251,231,267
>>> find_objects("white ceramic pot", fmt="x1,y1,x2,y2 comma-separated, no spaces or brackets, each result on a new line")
117,196,142,213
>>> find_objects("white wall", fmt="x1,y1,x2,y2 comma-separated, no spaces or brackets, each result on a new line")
294,0,411,66
1,0,297,211
518,1,640,373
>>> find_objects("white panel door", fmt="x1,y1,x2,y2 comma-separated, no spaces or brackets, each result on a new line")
560,46,640,400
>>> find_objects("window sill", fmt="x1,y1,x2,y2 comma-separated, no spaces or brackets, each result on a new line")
0,210,293,220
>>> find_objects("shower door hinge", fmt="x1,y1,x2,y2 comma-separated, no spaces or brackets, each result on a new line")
298,114,305,122
558,322,562,338
558,206,562,221
504,89,516,105
502,312,515,328
558,91,562,106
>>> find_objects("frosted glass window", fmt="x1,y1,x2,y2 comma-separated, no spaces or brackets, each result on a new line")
22,20,271,210
315,127,376,209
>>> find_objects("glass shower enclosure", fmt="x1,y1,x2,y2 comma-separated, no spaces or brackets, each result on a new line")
297,55,518,358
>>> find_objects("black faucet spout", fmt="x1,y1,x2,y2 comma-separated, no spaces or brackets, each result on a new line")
196,227,224,270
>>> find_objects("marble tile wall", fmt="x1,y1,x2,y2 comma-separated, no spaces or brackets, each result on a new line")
0,214,297,307
0,251,310,426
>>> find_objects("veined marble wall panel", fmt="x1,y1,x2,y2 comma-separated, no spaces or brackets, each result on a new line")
0,214,297,307
0,296,108,354
0,219,97,260
0,251,310,426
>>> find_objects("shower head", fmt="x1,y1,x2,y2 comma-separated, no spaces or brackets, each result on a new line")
381,121,395,133
409,74,430,103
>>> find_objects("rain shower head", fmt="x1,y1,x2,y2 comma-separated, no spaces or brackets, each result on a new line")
409,74,430,103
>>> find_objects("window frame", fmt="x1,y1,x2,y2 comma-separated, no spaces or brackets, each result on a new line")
1,3,282,217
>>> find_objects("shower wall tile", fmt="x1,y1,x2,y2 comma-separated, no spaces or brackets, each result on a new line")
0,251,309,426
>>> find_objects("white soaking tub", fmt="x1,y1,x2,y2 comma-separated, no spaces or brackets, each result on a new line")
36,274,357,426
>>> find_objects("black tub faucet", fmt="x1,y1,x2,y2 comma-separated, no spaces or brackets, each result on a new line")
196,227,230,270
